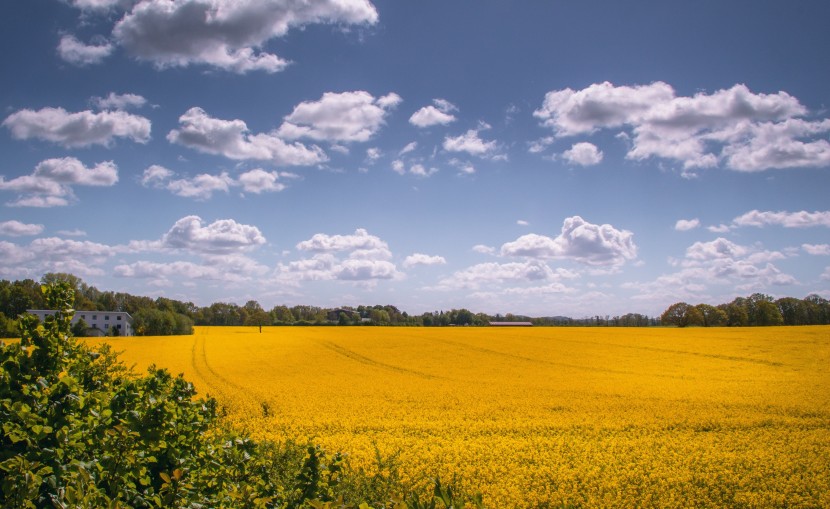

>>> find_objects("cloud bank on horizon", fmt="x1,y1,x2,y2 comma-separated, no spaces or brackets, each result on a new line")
0,0,829,316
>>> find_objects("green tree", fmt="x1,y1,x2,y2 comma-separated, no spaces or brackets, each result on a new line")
660,302,690,327
696,304,727,327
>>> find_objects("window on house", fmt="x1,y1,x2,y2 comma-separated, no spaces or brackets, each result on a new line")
92,315,97,320
117,315,122,320
105,315,110,320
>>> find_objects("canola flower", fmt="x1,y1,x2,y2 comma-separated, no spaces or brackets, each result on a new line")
95,326,830,508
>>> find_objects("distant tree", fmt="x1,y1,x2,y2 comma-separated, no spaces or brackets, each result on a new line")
804,294,830,324
270,305,295,324
660,302,691,327
696,304,727,327
369,308,390,325
754,300,784,326
720,300,749,326
243,300,270,328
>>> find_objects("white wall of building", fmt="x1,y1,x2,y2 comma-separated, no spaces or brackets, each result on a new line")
26,310,134,336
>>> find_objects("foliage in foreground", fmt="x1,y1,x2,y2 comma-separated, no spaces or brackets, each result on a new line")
0,282,483,508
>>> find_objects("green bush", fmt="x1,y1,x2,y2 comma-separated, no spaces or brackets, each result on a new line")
0,283,483,509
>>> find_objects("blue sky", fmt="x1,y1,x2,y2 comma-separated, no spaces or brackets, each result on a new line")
1,0,830,317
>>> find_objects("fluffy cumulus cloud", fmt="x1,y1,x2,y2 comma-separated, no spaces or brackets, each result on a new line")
0,157,118,207
141,165,291,199
803,244,830,256
109,0,378,73
443,124,500,158
534,81,830,172
3,107,150,147
167,107,327,165
277,91,401,143
409,98,458,128
435,261,578,292
501,216,637,266
731,209,830,228
0,237,116,278
281,229,402,282
562,142,603,166
160,215,266,254
92,92,147,110
57,35,114,66
403,253,447,268
674,218,700,231
0,220,44,237
114,255,268,285
626,237,797,304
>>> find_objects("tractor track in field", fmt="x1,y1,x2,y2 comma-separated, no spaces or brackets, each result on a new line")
549,338,786,368
190,333,245,395
423,336,690,379
315,339,447,380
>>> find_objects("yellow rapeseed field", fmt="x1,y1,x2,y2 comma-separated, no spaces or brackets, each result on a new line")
94,326,830,508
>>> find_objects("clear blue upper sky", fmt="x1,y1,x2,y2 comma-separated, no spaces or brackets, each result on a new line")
1,0,829,316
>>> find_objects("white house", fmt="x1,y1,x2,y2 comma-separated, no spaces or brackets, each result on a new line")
26,309,134,336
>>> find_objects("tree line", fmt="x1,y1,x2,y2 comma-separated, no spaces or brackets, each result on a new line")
660,293,830,327
2,274,828,336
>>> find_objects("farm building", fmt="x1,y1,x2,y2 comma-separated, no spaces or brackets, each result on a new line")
26,309,134,336
489,321,533,327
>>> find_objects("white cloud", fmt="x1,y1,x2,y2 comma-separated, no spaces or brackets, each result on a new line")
707,224,731,233
443,126,499,158
282,228,402,282
167,107,327,165
436,261,577,291
720,119,830,171
473,244,495,255
56,229,87,237
449,158,476,175
57,35,113,66
517,220,529,226
111,0,378,73
169,172,234,199
500,216,637,266
685,237,748,261
92,92,147,110
731,209,830,228
0,158,118,207
561,142,603,166
534,81,830,172
399,141,417,155
528,136,555,154
237,168,287,194
674,218,700,231
161,215,266,254
409,164,438,177
0,220,44,237
822,268,830,281
365,147,381,163
403,253,447,268
69,0,124,10
409,99,458,128
391,160,406,175
391,160,437,177
297,228,388,255
0,237,116,278
3,107,150,147
114,255,268,284
278,91,401,143
803,244,830,255
143,165,288,199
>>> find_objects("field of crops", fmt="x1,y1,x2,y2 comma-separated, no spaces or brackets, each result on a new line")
95,326,830,508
